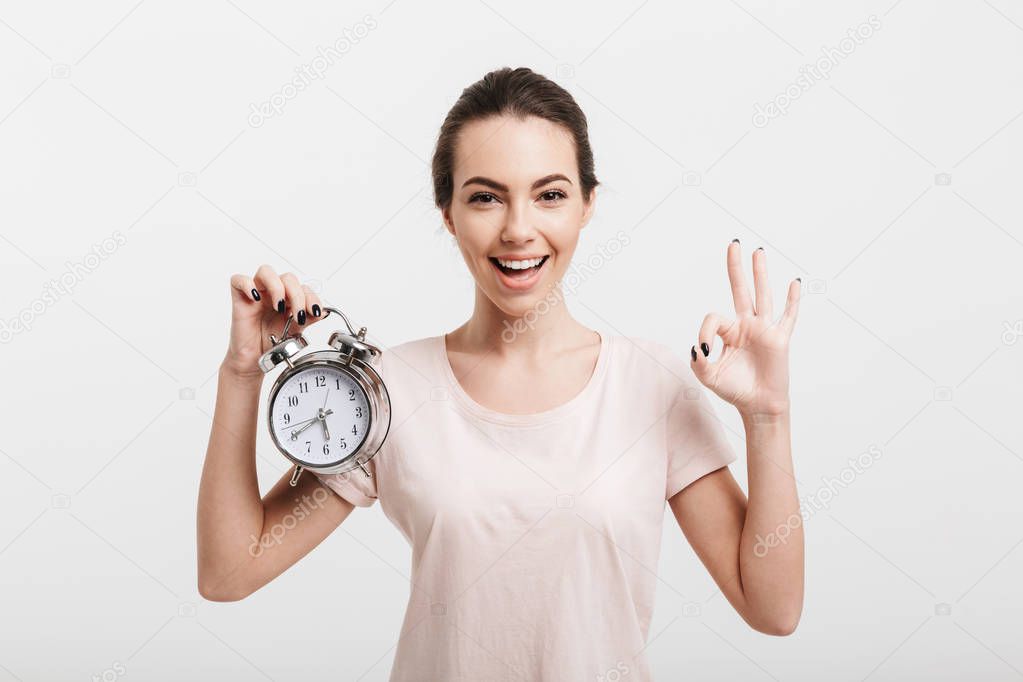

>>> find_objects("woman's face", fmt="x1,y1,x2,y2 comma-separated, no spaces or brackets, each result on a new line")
442,114,595,318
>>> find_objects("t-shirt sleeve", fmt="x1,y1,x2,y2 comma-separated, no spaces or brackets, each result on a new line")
313,455,378,508
664,369,737,500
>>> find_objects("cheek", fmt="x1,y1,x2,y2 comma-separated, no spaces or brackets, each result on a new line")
547,219,582,256
539,203,585,240
448,208,479,243
451,219,492,265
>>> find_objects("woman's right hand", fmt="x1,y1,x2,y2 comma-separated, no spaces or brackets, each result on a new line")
222,265,325,381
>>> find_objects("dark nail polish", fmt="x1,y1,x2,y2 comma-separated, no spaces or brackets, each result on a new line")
796,277,802,282
756,246,764,252
691,345,697,361
297,310,306,325
731,238,740,243
277,299,286,314
312,304,321,317
251,288,260,301
701,342,710,357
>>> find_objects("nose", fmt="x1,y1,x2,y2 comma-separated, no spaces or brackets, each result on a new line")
500,200,535,244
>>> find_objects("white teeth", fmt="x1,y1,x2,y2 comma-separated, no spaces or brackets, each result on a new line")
496,257,544,270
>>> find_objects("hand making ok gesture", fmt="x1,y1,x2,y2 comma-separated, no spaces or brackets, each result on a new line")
690,240,801,418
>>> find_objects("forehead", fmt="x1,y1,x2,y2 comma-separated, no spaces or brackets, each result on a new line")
452,115,578,186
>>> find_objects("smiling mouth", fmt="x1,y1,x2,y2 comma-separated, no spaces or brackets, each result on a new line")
489,255,550,278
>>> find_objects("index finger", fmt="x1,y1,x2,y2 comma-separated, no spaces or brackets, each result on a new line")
254,264,287,314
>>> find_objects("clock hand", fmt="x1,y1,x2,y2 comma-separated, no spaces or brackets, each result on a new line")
281,409,335,430
318,407,331,440
286,409,334,440
289,419,318,440
320,390,331,440
279,415,319,434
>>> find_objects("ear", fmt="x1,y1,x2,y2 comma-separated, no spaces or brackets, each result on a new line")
579,187,597,230
442,205,456,236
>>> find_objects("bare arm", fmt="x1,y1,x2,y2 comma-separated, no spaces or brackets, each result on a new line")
196,265,354,602
675,240,804,634
196,366,356,601
668,411,802,635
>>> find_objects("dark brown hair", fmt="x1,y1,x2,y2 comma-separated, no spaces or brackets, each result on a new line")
431,66,599,211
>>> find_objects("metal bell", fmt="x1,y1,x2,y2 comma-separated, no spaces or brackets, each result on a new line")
257,315,309,373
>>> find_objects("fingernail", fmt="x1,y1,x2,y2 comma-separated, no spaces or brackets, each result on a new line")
297,310,306,325
312,304,321,317
277,299,286,314
731,238,740,243
701,342,710,357
796,277,802,282
251,288,260,301
691,345,697,361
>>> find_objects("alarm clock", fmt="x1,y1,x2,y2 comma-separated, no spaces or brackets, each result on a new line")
257,306,391,487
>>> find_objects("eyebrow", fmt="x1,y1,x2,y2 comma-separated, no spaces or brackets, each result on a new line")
461,173,573,192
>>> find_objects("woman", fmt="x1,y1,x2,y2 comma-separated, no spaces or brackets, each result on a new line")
197,66,804,681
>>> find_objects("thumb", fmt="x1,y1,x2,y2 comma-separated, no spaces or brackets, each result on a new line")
689,342,712,386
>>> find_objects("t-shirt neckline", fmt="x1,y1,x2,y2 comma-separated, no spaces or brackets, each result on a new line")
435,331,612,427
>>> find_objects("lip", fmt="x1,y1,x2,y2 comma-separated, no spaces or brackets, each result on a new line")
490,254,549,261
489,255,550,292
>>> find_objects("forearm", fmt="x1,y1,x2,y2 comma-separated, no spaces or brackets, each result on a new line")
196,361,266,596
736,410,803,632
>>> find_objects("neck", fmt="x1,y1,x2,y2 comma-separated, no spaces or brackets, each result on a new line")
451,282,593,358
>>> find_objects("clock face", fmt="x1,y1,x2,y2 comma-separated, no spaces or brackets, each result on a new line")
270,364,371,466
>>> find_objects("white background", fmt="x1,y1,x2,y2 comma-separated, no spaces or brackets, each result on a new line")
1,0,1021,680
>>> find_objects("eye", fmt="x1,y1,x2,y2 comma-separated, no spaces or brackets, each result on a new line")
538,189,567,203
468,192,500,204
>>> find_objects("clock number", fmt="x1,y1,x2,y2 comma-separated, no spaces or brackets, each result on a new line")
305,441,311,453
352,424,358,436
322,443,330,456
348,389,356,400
283,413,291,424
355,406,363,418
299,381,309,394
315,375,326,388
338,436,347,449
288,395,299,407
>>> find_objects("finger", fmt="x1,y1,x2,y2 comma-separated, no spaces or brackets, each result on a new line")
779,278,801,335
280,272,308,324
752,247,772,319
727,239,754,316
690,339,714,384
302,284,323,320
229,273,261,304
697,312,735,360
691,314,733,385
253,264,287,314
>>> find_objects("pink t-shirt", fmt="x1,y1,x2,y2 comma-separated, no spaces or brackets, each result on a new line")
316,333,736,681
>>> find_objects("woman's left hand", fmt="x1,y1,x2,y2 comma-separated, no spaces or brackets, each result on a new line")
690,240,801,418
